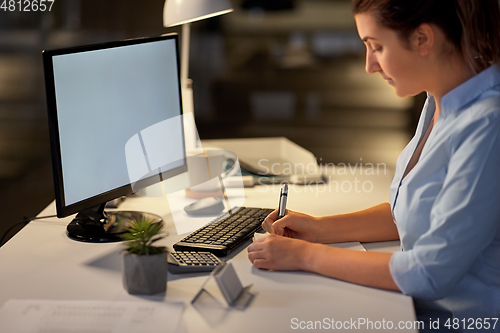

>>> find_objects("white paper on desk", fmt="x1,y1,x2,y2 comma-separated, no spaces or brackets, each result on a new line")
253,233,366,251
327,242,366,251
0,300,184,333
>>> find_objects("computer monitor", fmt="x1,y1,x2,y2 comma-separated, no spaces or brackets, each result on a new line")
42,34,187,242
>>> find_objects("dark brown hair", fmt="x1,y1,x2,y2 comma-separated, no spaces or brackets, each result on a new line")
352,0,500,73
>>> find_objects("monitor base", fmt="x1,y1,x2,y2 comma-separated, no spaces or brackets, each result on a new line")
67,206,162,243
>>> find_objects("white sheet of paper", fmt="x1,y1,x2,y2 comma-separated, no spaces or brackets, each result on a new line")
327,241,366,251
0,300,184,333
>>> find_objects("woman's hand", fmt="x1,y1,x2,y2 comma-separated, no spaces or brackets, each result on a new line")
262,209,321,243
247,234,314,271
247,233,398,291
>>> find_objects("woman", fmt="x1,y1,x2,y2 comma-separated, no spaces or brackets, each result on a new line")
247,0,500,331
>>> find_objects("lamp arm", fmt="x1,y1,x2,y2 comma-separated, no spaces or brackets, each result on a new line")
181,23,191,90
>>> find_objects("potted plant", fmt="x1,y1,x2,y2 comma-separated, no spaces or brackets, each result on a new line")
121,218,168,295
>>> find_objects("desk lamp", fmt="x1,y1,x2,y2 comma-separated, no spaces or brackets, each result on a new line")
163,0,233,150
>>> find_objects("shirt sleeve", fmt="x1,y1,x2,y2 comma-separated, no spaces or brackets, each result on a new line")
390,108,500,300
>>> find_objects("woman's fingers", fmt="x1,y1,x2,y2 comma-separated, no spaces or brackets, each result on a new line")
248,234,308,271
261,209,280,233
252,259,271,270
247,236,265,251
247,249,266,263
261,208,293,236
247,247,273,270
262,209,305,238
271,214,293,236
247,237,268,264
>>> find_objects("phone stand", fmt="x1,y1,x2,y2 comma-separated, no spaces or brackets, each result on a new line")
192,262,254,309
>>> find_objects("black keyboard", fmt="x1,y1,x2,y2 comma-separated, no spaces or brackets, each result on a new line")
173,207,274,257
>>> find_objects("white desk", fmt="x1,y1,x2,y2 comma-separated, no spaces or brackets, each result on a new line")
0,169,417,332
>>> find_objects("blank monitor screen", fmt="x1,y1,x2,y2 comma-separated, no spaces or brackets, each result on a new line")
43,35,187,219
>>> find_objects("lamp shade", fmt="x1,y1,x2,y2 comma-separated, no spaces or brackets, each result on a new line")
163,0,233,27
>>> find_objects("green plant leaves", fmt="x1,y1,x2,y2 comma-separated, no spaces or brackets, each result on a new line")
121,218,167,256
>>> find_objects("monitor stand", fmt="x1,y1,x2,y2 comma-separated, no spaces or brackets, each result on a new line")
66,203,163,242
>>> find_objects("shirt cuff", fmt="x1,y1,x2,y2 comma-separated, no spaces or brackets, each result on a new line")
390,251,439,300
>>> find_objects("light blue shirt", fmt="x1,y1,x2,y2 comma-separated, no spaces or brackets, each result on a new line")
389,64,500,330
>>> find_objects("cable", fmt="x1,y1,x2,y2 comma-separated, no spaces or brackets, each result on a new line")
0,215,57,246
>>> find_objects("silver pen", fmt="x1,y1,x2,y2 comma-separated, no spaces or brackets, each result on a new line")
278,184,288,219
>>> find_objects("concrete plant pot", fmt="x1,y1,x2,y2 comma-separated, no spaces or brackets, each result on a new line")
123,252,168,295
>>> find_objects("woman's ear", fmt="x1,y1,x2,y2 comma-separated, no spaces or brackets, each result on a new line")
411,23,435,56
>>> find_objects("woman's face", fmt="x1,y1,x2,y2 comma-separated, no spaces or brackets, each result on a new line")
355,13,426,97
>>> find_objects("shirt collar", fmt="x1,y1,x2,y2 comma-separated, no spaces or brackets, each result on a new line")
439,64,500,117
